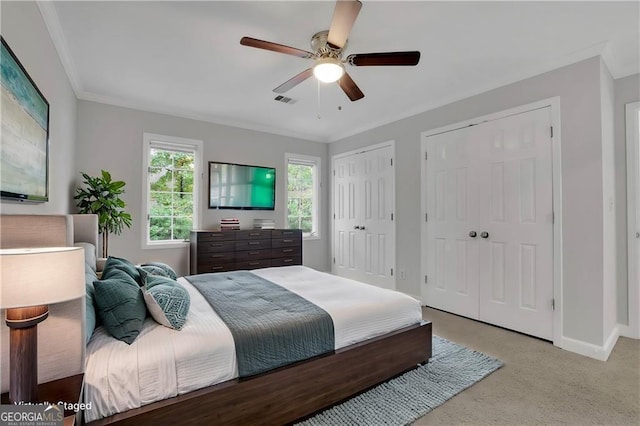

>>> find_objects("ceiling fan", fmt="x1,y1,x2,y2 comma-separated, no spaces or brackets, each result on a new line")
240,0,420,102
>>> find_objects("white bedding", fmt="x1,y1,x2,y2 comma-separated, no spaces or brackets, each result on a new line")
84,266,421,422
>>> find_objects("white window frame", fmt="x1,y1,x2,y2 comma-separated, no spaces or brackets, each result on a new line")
142,133,203,249
285,153,321,240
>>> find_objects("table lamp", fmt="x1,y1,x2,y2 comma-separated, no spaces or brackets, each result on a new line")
0,246,84,404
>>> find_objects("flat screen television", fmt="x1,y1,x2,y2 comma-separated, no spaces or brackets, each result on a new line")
208,161,276,210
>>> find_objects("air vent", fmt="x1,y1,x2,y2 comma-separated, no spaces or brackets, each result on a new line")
274,95,297,104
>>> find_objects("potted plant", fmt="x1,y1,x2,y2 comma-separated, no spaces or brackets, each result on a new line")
74,170,132,257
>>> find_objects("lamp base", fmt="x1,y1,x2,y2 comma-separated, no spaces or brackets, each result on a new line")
6,305,49,404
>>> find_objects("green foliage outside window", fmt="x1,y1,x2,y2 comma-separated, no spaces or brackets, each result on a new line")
287,162,314,234
148,149,194,241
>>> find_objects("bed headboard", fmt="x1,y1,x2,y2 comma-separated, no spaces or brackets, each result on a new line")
0,214,96,393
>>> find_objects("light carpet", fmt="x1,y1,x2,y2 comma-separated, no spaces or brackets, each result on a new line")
298,336,503,426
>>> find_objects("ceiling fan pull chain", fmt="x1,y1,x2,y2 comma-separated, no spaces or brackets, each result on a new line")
317,79,322,119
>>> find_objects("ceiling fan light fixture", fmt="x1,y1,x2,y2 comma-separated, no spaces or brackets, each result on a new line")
313,58,344,83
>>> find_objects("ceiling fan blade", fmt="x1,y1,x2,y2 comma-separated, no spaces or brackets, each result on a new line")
338,72,364,101
273,68,314,93
240,37,313,59
327,0,362,49
347,51,421,66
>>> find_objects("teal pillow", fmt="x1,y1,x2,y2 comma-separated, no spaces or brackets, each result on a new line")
103,256,142,284
138,264,172,280
94,269,147,344
144,274,178,289
141,262,177,280
84,262,99,344
143,281,190,330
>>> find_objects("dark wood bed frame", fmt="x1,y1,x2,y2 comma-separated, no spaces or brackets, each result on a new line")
87,321,432,425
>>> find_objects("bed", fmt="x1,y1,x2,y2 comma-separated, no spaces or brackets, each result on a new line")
0,215,432,425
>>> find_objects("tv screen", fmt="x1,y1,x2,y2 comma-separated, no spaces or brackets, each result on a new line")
208,161,275,210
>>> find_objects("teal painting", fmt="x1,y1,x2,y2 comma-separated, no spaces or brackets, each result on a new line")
1,37,49,201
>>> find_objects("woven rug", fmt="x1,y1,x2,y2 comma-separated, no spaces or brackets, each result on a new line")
297,336,503,426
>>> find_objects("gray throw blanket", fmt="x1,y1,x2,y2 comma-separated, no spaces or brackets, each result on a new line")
186,271,335,377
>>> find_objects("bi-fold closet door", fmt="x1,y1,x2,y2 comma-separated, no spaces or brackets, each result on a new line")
423,107,554,340
333,144,395,290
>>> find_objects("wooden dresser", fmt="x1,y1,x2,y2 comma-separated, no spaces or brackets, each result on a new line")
190,229,302,275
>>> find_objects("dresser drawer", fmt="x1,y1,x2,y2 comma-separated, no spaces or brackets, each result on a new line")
236,249,271,261
271,247,302,258
196,231,236,242
271,229,302,238
235,239,271,251
272,237,301,248
198,240,236,253
270,256,302,267
196,263,236,273
236,259,271,270
198,251,236,263
236,230,272,240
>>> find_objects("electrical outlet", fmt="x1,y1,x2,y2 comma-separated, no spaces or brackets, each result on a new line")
399,269,406,280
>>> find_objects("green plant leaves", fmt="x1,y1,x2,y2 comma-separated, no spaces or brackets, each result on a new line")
75,169,132,243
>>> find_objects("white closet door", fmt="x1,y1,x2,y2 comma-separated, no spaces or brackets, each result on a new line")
423,106,554,340
360,145,395,289
423,126,480,318
334,154,361,281
333,144,396,289
477,107,554,340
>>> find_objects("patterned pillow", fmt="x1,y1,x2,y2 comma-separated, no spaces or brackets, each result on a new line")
140,262,177,280
138,264,172,280
143,280,190,330
94,269,147,344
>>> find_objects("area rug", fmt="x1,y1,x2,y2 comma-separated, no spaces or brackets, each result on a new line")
297,336,503,426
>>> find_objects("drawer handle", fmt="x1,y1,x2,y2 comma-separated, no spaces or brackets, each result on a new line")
210,254,224,258
249,232,261,236
210,243,223,247
283,258,293,263
211,266,223,270
249,251,260,255
208,234,222,238
283,239,293,243
248,241,261,245
249,262,261,266
282,249,293,253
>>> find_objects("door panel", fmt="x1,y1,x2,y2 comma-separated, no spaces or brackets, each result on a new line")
477,107,554,340
424,126,480,318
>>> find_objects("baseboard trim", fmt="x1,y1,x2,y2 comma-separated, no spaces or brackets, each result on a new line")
560,326,620,361
617,323,640,339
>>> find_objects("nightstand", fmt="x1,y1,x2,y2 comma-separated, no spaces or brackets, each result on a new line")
1,373,84,426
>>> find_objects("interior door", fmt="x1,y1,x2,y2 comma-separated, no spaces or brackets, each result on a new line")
423,106,554,340
423,126,480,318
333,144,396,289
476,107,554,340
360,145,395,289
334,153,361,281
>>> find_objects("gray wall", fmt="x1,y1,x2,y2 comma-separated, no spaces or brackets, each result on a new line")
614,73,640,325
75,101,329,276
0,1,77,214
330,57,611,346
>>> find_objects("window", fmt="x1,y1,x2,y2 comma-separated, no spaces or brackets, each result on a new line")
286,153,320,238
142,133,203,248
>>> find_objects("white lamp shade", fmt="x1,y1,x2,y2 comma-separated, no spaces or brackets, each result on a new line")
0,247,84,309
313,59,345,83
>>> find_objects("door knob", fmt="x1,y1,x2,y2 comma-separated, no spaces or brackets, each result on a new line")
353,226,361,230
469,231,477,238
480,231,489,239
360,226,366,230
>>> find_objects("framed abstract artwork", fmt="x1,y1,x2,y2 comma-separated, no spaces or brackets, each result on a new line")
1,36,50,202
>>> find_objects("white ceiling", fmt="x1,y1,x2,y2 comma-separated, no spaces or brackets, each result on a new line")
40,1,639,142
